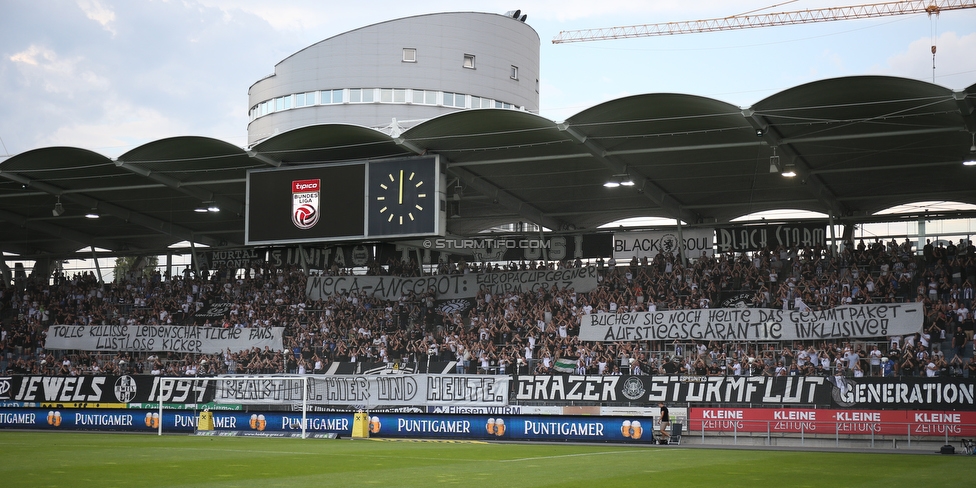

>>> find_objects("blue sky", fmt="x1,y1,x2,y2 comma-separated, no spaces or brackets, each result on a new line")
2,0,975,158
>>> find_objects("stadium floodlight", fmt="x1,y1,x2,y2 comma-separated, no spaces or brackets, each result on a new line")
781,161,797,178
195,201,220,213
605,173,634,187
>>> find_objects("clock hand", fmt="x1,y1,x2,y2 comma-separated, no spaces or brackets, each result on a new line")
398,169,404,205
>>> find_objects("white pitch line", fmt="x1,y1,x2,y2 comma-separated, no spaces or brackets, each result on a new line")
0,444,318,457
164,447,480,462
159,447,318,456
501,449,645,463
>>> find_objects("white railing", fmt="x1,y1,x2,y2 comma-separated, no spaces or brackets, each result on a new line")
691,419,975,448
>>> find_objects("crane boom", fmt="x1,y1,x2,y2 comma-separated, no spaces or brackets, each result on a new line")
552,0,976,43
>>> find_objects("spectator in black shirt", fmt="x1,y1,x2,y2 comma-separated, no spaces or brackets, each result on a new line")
658,402,671,440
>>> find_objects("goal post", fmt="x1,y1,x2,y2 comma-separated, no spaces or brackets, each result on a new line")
154,375,310,438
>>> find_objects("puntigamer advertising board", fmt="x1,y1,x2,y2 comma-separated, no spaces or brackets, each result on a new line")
5,408,973,439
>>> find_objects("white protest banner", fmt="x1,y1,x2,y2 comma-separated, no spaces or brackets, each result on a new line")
306,267,598,301
44,325,284,354
579,303,923,342
612,228,714,261
213,375,510,407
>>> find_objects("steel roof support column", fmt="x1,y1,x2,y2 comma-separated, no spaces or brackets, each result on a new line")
90,246,103,284
298,244,309,275
829,213,838,258
676,217,688,268
917,216,927,257
190,240,201,279
0,258,10,287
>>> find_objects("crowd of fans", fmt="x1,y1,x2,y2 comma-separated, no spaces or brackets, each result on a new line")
1,236,974,380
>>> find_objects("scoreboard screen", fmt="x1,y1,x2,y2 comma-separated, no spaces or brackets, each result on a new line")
245,156,441,245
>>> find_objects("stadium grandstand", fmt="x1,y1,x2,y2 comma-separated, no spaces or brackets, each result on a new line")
2,237,974,379
2,11,976,447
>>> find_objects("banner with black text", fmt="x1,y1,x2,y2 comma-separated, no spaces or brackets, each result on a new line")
716,222,827,252
579,304,923,342
0,375,215,405
213,375,510,407
827,376,976,410
44,325,284,354
612,228,714,261
306,267,599,301
513,375,976,410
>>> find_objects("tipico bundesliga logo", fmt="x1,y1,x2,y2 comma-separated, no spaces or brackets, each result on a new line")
292,179,320,230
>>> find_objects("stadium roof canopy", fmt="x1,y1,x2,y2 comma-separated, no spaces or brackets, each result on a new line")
1,75,975,259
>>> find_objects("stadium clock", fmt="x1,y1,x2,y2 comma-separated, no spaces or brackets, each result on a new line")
367,156,439,237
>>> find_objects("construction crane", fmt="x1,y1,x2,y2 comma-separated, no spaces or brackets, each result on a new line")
552,0,976,43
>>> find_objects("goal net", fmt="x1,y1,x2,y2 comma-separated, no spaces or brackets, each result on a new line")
154,375,311,438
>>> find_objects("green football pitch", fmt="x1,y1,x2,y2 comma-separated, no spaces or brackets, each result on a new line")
1,431,971,487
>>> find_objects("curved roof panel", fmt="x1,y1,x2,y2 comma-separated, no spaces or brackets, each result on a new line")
253,124,409,164
1,75,974,259
752,76,976,216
